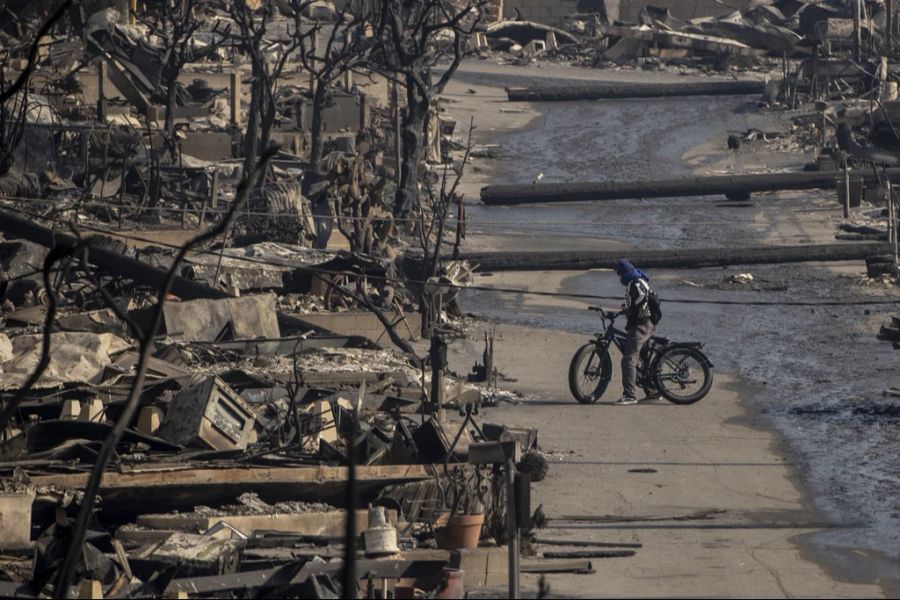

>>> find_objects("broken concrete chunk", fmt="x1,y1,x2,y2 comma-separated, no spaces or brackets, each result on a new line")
147,532,244,577
0,332,130,390
0,487,35,550
159,293,281,342
0,333,12,363
305,0,337,20
156,376,256,451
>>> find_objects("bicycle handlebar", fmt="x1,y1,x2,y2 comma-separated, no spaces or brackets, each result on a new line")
587,306,623,319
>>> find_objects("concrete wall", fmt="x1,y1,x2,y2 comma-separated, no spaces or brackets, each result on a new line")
501,0,749,24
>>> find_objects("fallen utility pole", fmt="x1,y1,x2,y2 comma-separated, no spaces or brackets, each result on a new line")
507,80,767,102
0,209,229,301
480,169,900,205
461,243,891,272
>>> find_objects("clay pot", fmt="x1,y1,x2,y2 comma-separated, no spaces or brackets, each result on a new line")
433,512,484,551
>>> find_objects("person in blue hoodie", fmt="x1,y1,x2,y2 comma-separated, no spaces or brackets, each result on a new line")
614,259,655,405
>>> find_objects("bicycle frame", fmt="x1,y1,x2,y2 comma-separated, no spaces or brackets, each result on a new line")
573,306,714,404
590,310,665,386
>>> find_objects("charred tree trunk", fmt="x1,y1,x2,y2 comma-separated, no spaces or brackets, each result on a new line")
395,79,428,219
164,73,178,160
243,69,261,179
309,77,328,166
164,74,177,140
260,84,276,163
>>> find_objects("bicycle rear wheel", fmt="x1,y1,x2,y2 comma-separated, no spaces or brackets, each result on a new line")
568,343,613,404
653,346,713,405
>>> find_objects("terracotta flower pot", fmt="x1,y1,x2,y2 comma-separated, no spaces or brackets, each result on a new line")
433,512,485,551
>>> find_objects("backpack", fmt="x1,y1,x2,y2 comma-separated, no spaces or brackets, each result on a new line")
647,288,662,325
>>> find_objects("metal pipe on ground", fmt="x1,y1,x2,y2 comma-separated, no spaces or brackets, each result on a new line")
460,243,892,272
480,169,900,205
506,80,768,102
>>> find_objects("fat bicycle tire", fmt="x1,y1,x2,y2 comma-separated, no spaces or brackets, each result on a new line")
568,343,613,404
653,345,713,405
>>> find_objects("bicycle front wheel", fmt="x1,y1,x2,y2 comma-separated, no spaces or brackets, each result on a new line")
653,346,713,405
568,343,613,404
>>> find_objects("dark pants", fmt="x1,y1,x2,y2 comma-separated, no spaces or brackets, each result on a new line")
622,319,652,398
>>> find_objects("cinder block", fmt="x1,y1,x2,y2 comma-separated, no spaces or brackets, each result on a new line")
137,406,164,435
79,398,105,423
60,399,81,420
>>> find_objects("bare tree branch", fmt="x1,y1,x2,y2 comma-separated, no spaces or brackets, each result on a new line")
54,147,280,598
0,0,72,105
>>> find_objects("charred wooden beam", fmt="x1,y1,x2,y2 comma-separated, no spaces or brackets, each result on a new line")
27,464,434,518
0,208,229,300
480,170,900,205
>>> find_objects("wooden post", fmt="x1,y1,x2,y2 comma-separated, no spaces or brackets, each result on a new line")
890,183,899,269
843,161,851,219
854,0,862,62
200,169,218,229
506,456,520,600
429,335,446,422
97,62,107,122
78,579,103,599
453,193,464,260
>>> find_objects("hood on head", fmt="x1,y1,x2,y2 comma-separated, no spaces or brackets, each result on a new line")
617,259,649,285
616,259,635,276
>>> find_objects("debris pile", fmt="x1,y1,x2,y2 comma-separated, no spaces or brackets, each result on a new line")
0,0,570,597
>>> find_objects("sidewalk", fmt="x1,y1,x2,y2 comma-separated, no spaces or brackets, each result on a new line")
449,319,884,598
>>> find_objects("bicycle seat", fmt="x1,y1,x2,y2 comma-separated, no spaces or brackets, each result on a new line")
651,335,670,344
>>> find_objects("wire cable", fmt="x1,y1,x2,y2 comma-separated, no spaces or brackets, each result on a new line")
12,206,896,308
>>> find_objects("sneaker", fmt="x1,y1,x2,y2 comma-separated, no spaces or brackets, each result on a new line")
615,395,638,405
642,392,661,402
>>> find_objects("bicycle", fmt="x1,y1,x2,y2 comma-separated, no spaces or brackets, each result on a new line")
568,306,714,405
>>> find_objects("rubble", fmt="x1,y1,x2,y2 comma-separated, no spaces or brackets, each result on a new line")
0,0,895,595
0,0,559,596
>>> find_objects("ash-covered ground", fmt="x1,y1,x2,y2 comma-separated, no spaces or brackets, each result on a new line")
455,73,900,588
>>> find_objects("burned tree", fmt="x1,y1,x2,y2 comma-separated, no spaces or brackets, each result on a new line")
138,0,227,149
0,0,71,179
296,0,371,166
229,0,315,177
413,121,474,335
0,54,30,180
370,0,485,219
